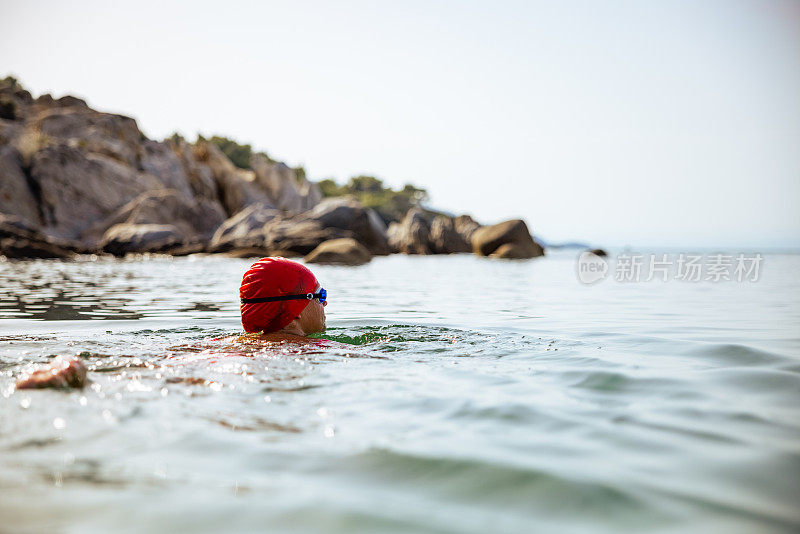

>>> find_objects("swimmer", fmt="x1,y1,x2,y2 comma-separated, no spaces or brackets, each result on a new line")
238,256,328,341
15,257,328,389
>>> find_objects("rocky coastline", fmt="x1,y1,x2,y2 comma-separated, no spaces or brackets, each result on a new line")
0,77,546,265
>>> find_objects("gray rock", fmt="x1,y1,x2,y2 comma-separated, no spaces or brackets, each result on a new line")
0,145,42,228
0,237,74,259
262,217,352,256
453,214,481,242
33,107,143,166
429,215,472,254
301,197,390,255
471,219,544,259
171,138,219,202
489,241,543,259
251,154,320,213
208,204,279,252
194,142,275,215
305,238,371,266
100,223,184,255
139,140,194,198
388,208,431,254
0,215,76,259
86,189,226,248
217,247,274,259
30,145,163,242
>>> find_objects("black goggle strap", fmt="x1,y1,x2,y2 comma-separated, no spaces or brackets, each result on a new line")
241,293,321,304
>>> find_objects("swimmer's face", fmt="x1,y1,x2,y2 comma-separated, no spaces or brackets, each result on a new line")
297,283,327,334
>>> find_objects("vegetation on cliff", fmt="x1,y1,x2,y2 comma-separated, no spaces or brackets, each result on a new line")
198,135,311,183
196,133,429,225
318,176,428,224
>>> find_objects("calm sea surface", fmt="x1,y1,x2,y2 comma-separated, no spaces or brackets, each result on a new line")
1,251,798,533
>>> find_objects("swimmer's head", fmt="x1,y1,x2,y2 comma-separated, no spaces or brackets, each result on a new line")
239,257,327,335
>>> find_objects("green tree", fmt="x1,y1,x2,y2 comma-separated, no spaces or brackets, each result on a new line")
318,179,344,197
317,175,428,224
205,135,254,169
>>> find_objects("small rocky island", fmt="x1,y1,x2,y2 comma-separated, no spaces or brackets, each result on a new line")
0,77,545,265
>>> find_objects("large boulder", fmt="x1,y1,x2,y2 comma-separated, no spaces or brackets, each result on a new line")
305,238,371,266
0,237,74,259
489,241,544,259
32,106,143,167
208,204,279,252
471,219,544,259
139,140,194,198
1,80,333,258
100,224,184,255
300,197,390,255
0,145,42,228
119,189,224,240
454,215,481,242
251,154,320,213
81,189,225,249
0,215,76,259
388,208,431,254
429,215,472,254
30,144,163,242
193,142,275,215
262,217,352,256
170,137,220,202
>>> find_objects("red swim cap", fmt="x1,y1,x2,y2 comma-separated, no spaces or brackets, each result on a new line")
239,257,318,333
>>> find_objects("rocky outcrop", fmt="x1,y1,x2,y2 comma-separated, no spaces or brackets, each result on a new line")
170,137,220,202
0,145,42,228
0,78,551,262
388,210,481,255
388,208,431,254
0,79,325,256
472,219,544,259
32,105,142,166
489,242,543,259
453,215,480,242
31,144,164,242
139,140,195,199
251,154,321,213
100,224,184,255
299,197,390,255
0,215,77,259
208,204,279,252
85,189,226,249
430,215,472,254
305,238,371,266
261,217,351,256
192,141,276,216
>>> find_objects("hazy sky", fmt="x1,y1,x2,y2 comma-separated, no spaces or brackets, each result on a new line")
2,0,798,247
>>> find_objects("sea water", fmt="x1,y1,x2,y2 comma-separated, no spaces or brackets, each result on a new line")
0,251,798,533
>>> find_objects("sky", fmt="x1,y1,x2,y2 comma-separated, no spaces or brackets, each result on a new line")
1,0,798,247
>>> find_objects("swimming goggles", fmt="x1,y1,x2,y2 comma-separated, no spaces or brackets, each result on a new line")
241,288,327,304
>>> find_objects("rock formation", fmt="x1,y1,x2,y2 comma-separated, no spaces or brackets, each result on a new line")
208,204,279,253
471,219,544,259
0,77,553,262
298,197,390,255
305,238,372,266
387,208,432,254
0,77,319,256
